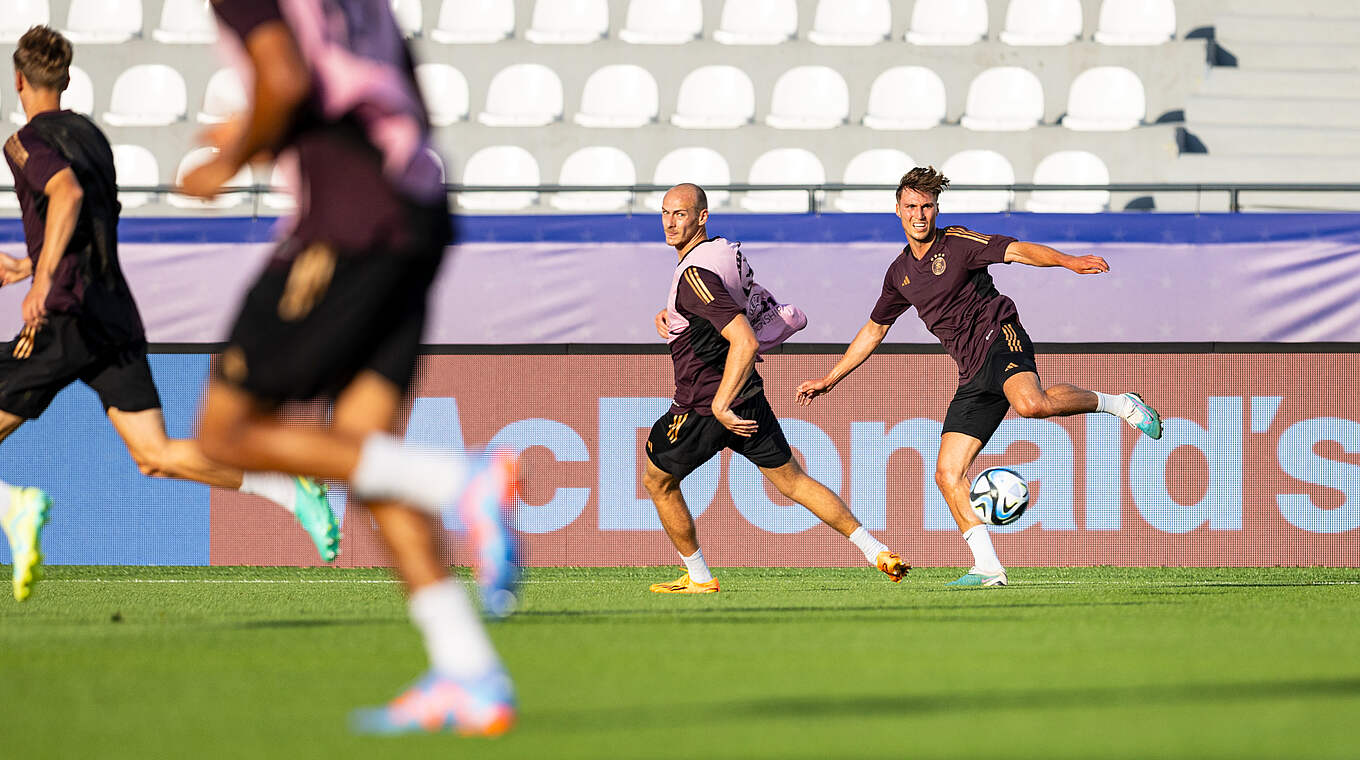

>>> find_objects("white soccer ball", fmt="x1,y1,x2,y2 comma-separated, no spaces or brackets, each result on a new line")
970,467,1029,526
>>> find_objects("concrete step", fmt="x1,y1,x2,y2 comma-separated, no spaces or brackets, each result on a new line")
1185,95,1360,129
1215,14,1360,45
1167,154,1360,182
1182,125,1360,156
1213,41,1360,70
1199,68,1360,99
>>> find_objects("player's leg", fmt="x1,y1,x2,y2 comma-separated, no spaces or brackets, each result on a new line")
0,409,51,602
643,412,721,593
935,431,1008,587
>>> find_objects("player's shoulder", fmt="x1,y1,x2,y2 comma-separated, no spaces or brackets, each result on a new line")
941,225,995,244
4,127,40,169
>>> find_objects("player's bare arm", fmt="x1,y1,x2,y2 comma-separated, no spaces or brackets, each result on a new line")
0,252,34,286
22,167,82,327
654,308,669,339
712,313,759,437
1003,241,1109,274
795,319,891,406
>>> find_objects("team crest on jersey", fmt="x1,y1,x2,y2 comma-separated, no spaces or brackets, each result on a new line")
931,255,946,276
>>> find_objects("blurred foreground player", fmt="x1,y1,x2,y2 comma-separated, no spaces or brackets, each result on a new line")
0,26,339,604
180,0,520,736
645,184,908,593
796,167,1162,587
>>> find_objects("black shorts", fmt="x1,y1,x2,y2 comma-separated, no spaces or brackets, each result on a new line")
942,320,1039,445
646,393,794,480
0,314,160,419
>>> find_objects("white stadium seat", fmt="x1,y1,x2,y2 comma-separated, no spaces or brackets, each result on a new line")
835,149,916,213
906,0,987,45
862,66,947,130
104,64,187,126
526,0,608,44
961,67,1044,131
153,0,215,43
648,147,732,211
459,145,540,211
671,66,755,129
13,65,93,124
714,0,797,45
1026,150,1111,213
390,0,422,38
415,63,469,126
431,0,514,43
620,0,701,44
1,0,49,44
766,66,849,130
64,0,142,43
197,68,246,124
1095,0,1175,45
112,144,159,208
940,149,1015,212
1062,66,1145,131
1001,0,1081,46
262,163,296,211
808,0,890,46
551,146,636,212
478,64,563,127
574,65,658,128
742,148,825,213
168,147,251,209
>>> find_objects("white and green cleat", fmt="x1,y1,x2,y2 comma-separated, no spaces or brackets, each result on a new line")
3,487,52,601
1123,392,1163,440
946,571,1008,588
292,477,340,562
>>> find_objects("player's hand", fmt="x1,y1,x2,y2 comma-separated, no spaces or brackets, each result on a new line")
654,309,670,340
0,253,32,286
1066,254,1109,275
178,157,239,200
713,406,758,437
795,378,833,406
22,276,50,328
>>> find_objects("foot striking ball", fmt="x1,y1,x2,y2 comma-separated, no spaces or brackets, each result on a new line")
969,467,1029,526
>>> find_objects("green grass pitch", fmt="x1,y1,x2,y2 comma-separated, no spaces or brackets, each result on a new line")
2,566,1358,759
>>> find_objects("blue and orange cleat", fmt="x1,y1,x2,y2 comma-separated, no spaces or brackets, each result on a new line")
351,669,516,736
3,486,52,602
1123,392,1163,440
458,452,521,619
292,477,340,562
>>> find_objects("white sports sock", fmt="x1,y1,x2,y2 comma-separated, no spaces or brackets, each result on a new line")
239,472,298,513
963,524,1005,576
409,578,502,680
682,548,713,584
848,526,890,565
349,433,469,513
1094,391,1134,419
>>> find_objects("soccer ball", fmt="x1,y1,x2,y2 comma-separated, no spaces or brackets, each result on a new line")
969,467,1029,526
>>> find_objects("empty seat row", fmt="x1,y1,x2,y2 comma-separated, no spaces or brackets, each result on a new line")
0,0,215,43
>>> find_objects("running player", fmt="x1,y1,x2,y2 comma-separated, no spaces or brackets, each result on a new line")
645,183,908,593
180,0,518,735
796,167,1162,587
0,26,339,604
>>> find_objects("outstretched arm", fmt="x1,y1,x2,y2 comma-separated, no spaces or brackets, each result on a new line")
795,319,891,406
711,314,760,437
1004,241,1109,274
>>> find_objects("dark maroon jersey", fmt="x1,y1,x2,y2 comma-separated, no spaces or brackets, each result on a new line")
5,119,81,310
669,266,762,415
870,226,1020,383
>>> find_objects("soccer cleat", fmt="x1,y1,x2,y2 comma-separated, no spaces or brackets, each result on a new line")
1123,392,1163,440
649,573,720,594
946,571,1008,588
292,477,340,562
876,551,910,582
350,669,516,736
458,452,521,619
3,487,52,602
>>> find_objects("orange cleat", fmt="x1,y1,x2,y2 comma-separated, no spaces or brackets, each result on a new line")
649,573,720,594
876,551,910,582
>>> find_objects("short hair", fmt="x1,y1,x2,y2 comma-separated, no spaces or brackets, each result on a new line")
13,26,72,92
670,182,708,213
895,166,950,202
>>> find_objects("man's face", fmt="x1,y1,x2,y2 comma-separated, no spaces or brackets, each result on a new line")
661,189,707,249
895,188,939,243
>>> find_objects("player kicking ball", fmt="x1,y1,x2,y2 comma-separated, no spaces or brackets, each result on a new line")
0,26,338,603
645,184,908,593
796,167,1161,588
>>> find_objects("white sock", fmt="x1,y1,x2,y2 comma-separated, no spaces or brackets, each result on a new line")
349,433,469,513
409,578,502,680
239,472,298,513
848,526,890,565
963,524,1005,576
681,548,713,584
1094,391,1134,419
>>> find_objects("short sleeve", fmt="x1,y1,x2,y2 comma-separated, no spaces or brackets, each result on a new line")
949,227,1017,269
8,130,70,195
869,263,911,326
211,0,285,40
676,267,744,330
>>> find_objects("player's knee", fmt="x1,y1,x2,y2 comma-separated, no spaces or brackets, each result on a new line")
1011,395,1047,419
934,466,965,492
642,468,675,498
130,446,170,478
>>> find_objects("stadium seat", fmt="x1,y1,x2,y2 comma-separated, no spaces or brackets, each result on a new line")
390,0,422,38
1026,150,1111,213
1062,66,1145,131
1,0,49,44
647,147,732,210
620,0,701,44
430,0,514,43
526,0,608,44
808,0,890,46
478,64,563,127
153,0,215,43
574,64,658,128
415,63,469,126
714,0,797,45
765,66,849,130
551,146,637,212
197,68,246,124
168,147,251,209
862,66,947,130
112,143,159,208
671,66,755,129
741,148,825,213
1094,0,1175,45
939,149,1015,212
1000,0,1081,46
64,0,142,43
12,64,93,124
104,64,187,126
834,148,916,213
960,67,1044,131
906,0,987,45
459,145,540,211
262,163,295,211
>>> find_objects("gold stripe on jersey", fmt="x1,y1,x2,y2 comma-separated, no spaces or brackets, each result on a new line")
667,413,689,443
4,134,28,170
1003,324,1021,352
684,268,715,304
945,228,990,244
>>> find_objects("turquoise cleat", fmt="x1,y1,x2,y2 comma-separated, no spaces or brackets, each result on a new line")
351,669,516,736
1123,392,1163,440
3,487,52,601
946,571,1008,588
292,477,340,562
458,452,521,619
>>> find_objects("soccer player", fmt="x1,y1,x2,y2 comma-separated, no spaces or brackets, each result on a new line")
796,167,1162,587
0,26,339,604
644,183,908,593
179,0,519,736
